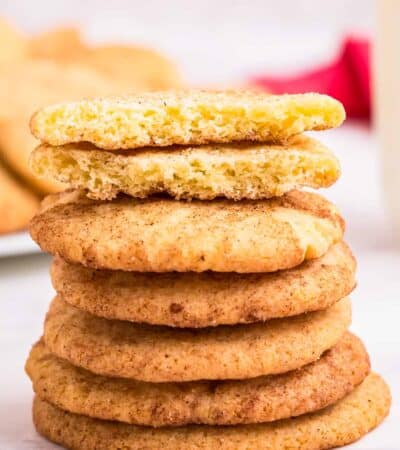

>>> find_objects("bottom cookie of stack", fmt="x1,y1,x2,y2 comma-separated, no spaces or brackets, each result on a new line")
32,373,390,450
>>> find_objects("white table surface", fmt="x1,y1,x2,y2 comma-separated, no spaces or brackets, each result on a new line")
0,123,399,449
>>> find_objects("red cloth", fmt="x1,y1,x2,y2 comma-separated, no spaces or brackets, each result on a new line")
252,37,371,120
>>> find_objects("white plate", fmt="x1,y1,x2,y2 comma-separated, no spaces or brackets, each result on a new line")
0,232,40,258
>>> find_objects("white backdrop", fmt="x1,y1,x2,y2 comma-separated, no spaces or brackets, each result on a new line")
2,0,374,83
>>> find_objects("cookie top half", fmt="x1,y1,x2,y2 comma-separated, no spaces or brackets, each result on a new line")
30,90,345,149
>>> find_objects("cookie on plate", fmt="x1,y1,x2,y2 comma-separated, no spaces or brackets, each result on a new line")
0,59,124,193
28,26,86,61
85,45,181,91
0,161,39,234
0,18,26,64
0,118,65,194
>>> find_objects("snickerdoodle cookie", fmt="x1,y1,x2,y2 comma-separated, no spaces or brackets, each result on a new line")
51,241,355,327
43,296,351,382
30,189,344,273
30,135,340,201
30,91,345,149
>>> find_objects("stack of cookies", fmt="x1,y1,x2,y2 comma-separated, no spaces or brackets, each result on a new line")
26,91,390,450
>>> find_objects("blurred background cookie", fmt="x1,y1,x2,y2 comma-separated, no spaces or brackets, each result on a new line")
0,161,39,234
28,26,86,60
84,45,181,90
0,18,26,64
0,18,182,234
0,59,122,194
